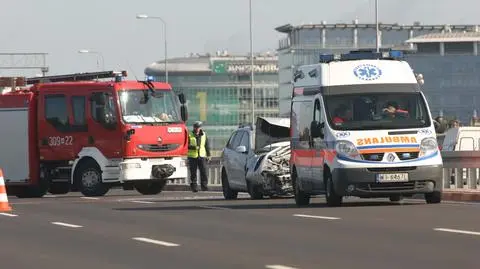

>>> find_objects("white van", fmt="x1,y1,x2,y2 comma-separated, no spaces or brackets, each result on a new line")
290,50,443,207
442,126,480,186
442,126,480,151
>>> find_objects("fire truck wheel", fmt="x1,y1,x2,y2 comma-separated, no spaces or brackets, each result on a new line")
325,174,343,207
49,183,70,195
293,170,310,207
134,181,166,195
75,159,110,197
221,169,238,200
15,184,49,198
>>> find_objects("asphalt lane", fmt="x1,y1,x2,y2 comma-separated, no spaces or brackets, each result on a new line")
2,190,480,269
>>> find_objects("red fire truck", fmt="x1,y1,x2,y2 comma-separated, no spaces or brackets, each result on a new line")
0,71,189,198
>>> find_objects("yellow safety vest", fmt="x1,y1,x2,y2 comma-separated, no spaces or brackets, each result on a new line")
187,132,207,158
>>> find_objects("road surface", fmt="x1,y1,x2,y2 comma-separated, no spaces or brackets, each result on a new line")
1,190,479,269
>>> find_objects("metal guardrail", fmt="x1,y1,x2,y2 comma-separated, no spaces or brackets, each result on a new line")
170,157,223,186
441,151,480,191
169,153,480,192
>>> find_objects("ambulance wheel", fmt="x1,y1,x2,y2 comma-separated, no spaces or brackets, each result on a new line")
221,169,238,200
134,181,166,195
293,170,310,207
425,191,442,204
325,174,342,207
75,159,110,197
49,183,70,195
389,195,403,202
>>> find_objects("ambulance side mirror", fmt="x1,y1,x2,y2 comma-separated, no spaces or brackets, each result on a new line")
433,120,445,134
310,120,324,139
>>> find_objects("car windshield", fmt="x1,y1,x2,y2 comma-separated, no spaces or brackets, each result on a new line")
118,89,180,124
324,87,431,131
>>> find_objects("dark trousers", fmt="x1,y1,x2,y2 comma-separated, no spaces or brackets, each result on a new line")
188,157,208,187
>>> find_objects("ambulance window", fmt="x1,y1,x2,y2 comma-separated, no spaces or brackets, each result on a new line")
291,101,312,147
72,96,86,126
314,99,322,122
45,94,69,130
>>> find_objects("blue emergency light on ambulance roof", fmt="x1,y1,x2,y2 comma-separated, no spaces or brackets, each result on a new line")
318,50,404,63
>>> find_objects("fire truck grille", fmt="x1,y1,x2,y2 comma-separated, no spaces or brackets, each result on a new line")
138,144,180,152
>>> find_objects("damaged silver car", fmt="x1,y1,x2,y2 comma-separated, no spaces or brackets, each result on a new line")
220,116,291,200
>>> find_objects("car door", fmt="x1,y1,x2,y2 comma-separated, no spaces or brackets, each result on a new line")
311,98,325,189
222,131,242,188
229,130,247,188
235,130,251,190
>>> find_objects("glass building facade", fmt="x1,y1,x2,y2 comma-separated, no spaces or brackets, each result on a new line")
144,53,279,155
275,20,480,124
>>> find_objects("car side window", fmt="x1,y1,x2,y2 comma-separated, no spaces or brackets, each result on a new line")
239,131,250,151
226,132,237,149
227,131,241,149
231,131,244,149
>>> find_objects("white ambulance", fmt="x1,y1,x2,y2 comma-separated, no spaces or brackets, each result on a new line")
290,50,443,207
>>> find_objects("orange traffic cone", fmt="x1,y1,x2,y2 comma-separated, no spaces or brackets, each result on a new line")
0,169,12,212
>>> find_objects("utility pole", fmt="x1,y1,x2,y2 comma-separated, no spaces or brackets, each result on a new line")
249,0,255,127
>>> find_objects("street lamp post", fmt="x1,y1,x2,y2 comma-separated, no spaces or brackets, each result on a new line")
78,49,104,70
375,0,380,53
136,14,168,83
249,0,255,127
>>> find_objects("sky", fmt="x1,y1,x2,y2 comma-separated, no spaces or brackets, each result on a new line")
0,0,479,78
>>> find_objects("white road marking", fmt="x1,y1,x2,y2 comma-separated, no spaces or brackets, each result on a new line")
132,237,180,247
130,200,156,204
198,205,228,210
265,265,299,269
0,213,18,217
51,222,83,228
293,214,341,220
434,228,480,236
81,197,99,200
44,195,58,198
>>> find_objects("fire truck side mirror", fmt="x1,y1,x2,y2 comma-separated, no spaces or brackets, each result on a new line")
178,93,186,104
180,105,188,122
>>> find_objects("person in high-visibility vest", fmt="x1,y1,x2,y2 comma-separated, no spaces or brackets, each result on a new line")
187,121,211,192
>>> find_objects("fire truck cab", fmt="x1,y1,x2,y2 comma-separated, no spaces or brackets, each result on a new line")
0,71,189,198
290,50,443,207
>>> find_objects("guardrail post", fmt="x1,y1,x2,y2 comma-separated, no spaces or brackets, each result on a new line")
467,168,477,189
455,168,463,189
442,168,450,189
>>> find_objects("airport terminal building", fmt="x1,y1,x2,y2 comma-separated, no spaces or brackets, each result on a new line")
275,20,480,124
144,51,279,153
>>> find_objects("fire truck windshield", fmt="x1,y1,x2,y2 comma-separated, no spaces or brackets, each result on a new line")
118,89,181,124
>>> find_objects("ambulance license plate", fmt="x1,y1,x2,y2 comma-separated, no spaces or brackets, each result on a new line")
376,173,409,182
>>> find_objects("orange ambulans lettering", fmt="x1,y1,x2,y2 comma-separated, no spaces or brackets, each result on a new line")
356,136,417,146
